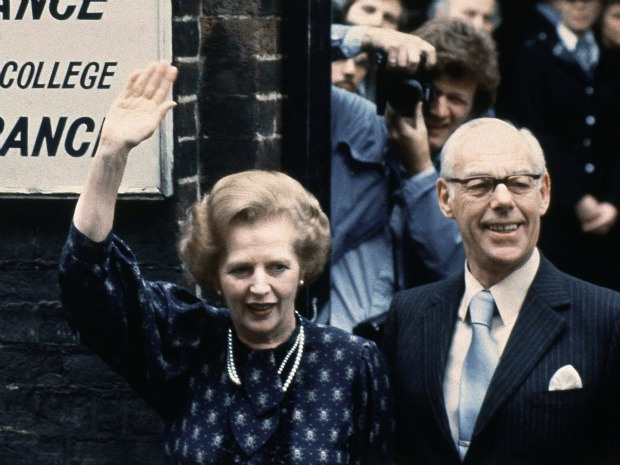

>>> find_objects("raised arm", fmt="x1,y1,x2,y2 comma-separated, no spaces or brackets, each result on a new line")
73,60,178,242
360,26,436,73
331,24,436,74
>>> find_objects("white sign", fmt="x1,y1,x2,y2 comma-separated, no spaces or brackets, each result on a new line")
0,0,173,196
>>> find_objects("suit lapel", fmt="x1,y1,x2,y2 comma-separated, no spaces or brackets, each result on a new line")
424,275,464,450
474,257,570,436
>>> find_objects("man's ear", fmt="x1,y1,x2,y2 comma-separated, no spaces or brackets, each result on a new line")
437,178,455,218
539,171,551,215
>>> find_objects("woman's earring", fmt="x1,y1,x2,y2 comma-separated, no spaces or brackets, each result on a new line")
216,290,222,296
299,279,305,287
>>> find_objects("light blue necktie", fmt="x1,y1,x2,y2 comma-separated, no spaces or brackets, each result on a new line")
457,290,499,461
575,38,593,73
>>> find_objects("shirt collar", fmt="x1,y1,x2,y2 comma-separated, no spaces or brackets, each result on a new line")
557,22,595,51
460,248,541,327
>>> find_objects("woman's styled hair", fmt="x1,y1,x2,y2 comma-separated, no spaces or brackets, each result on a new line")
414,18,500,117
178,170,331,291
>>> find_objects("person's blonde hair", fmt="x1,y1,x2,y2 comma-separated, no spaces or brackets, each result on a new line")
178,170,331,291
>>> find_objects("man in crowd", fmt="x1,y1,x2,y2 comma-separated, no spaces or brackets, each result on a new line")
516,0,620,291
383,118,620,464
427,0,500,34
340,0,404,30
324,19,498,333
331,51,370,94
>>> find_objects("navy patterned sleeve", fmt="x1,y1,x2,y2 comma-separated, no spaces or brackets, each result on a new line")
352,340,395,465
58,223,226,416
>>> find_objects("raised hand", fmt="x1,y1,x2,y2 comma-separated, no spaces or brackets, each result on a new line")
74,61,178,242
102,60,178,151
386,101,433,176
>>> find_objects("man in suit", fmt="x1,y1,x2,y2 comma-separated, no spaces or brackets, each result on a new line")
383,117,620,464
516,0,620,292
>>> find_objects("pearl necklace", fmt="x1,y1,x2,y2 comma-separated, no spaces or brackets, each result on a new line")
226,317,305,392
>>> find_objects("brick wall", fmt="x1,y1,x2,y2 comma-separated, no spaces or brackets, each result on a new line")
0,0,326,463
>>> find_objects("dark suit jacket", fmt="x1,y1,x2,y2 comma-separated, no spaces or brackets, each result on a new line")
383,256,620,465
515,31,620,290
517,31,620,212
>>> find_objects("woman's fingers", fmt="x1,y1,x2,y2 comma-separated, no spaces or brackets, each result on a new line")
152,63,178,104
131,61,160,97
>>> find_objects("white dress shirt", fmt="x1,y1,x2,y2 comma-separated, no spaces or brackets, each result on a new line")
443,249,541,446
556,22,599,67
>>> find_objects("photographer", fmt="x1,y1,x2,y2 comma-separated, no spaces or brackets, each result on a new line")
324,20,498,336
387,19,499,179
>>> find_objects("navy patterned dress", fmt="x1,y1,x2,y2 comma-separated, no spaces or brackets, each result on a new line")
58,225,394,464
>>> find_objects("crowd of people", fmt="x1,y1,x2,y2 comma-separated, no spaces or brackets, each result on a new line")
329,0,620,325
58,1,620,464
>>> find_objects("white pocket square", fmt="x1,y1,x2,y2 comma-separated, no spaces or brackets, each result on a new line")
548,364,583,391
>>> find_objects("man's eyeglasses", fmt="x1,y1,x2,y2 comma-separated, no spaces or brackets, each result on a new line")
445,173,543,197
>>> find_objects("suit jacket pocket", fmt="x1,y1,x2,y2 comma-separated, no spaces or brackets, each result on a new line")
526,387,602,456
530,387,591,409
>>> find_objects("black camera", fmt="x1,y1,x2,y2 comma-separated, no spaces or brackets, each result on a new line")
375,51,435,117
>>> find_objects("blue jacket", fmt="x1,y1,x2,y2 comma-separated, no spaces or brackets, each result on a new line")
326,84,464,329
323,26,465,330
